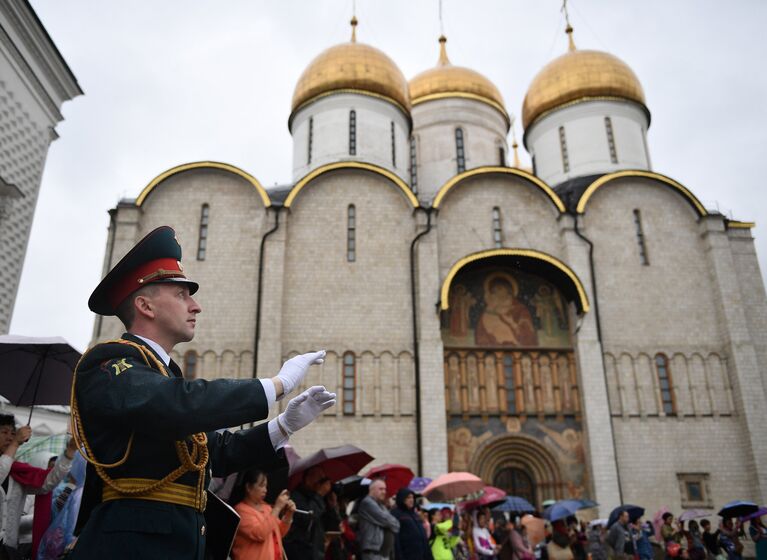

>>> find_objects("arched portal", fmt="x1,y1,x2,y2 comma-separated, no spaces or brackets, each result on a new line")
442,254,591,503
469,434,565,508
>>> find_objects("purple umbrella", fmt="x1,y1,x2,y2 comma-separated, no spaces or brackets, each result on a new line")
0,335,81,422
409,477,432,494
740,507,767,522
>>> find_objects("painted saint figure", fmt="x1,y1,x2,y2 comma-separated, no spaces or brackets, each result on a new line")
475,272,538,347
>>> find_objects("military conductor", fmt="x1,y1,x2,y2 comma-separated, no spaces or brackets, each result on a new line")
69,226,335,559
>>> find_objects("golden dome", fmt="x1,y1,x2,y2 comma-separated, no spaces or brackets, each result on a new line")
409,36,508,124
522,27,646,129
290,17,410,119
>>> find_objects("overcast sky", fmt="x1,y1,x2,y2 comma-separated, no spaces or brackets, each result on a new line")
11,0,767,351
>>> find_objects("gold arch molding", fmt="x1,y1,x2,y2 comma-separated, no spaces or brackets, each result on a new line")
284,161,419,209
432,166,565,213
469,433,565,502
576,170,707,217
440,248,590,314
135,161,271,208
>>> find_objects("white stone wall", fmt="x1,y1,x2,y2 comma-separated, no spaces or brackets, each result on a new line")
95,167,269,372
290,93,410,182
581,178,767,502
277,169,420,468
0,1,80,333
526,100,650,186
435,174,563,271
411,98,509,201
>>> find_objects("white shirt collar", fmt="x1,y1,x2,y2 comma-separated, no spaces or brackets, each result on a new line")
133,335,171,366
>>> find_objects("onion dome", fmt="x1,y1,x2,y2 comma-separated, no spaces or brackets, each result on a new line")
290,17,410,120
409,36,509,127
522,25,647,129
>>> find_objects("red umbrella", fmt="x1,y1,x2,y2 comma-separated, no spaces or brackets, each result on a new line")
364,464,415,498
288,445,374,490
423,472,484,502
460,485,507,510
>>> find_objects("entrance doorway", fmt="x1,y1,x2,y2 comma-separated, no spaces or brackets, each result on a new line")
494,467,535,506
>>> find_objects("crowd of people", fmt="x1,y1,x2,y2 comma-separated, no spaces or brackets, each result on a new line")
223,464,767,560
0,420,765,560
0,415,81,560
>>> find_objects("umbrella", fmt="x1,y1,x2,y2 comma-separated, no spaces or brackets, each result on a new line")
0,335,80,422
544,499,590,522
408,476,432,494
15,433,69,464
493,496,536,513
334,475,371,502
608,505,645,528
424,502,455,511
579,499,599,509
589,518,608,528
522,514,546,546
718,500,759,519
288,444,374,490
423,472,484,502
679,509,712,522
364,464,415,498
740,507,767,522
461,486,507,510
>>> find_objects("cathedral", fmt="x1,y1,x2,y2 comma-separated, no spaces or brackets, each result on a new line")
93,16,767,515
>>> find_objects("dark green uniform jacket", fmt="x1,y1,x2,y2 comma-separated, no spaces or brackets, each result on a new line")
70,334,287,560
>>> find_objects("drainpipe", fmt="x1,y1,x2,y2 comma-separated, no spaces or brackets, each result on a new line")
572,213,624,503
410,208,433,476
253,209,280,378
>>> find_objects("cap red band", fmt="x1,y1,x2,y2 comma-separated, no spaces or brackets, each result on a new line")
107,257,186,310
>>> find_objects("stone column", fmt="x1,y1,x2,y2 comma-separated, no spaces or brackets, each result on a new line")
416,211,449,477
560,214,621,515
700,217,767,502
91,202,141,343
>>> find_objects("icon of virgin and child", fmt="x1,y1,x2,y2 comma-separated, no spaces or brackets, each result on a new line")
444,269,570,349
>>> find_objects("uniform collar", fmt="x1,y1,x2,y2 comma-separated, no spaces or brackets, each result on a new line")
131,334,171,366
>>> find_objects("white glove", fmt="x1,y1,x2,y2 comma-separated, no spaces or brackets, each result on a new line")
277,386,336,436
277,350,326,399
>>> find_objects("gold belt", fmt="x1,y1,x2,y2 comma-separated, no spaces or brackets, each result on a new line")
102,477,207,512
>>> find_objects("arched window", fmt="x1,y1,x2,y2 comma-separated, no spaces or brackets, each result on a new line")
605,117,618,163
655,354,675,415
455,128,466,173
349,110,357,155
183,351,197,380
492,207,503,248
197,204,209,261
390,121,396,167
409,136,418,194
502,354,516,414
498,146,506,166
558,126,570,173
633,209,649,265
347,205,356,262
343,352,356,415
307,116,314,164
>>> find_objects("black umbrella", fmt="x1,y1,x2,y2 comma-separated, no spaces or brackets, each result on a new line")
608,504,645,527
718,500,759,519
0,335,81,422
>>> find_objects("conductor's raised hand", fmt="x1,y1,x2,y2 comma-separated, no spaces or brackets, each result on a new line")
277,385,336,436
276,351,326,399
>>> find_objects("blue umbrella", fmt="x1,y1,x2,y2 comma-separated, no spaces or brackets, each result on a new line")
544,499,587,522
608,505,645,527
718,500,759,519
493,496,536,513
408,476,432,494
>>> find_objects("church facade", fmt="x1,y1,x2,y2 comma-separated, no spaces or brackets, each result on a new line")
93,19,767,515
